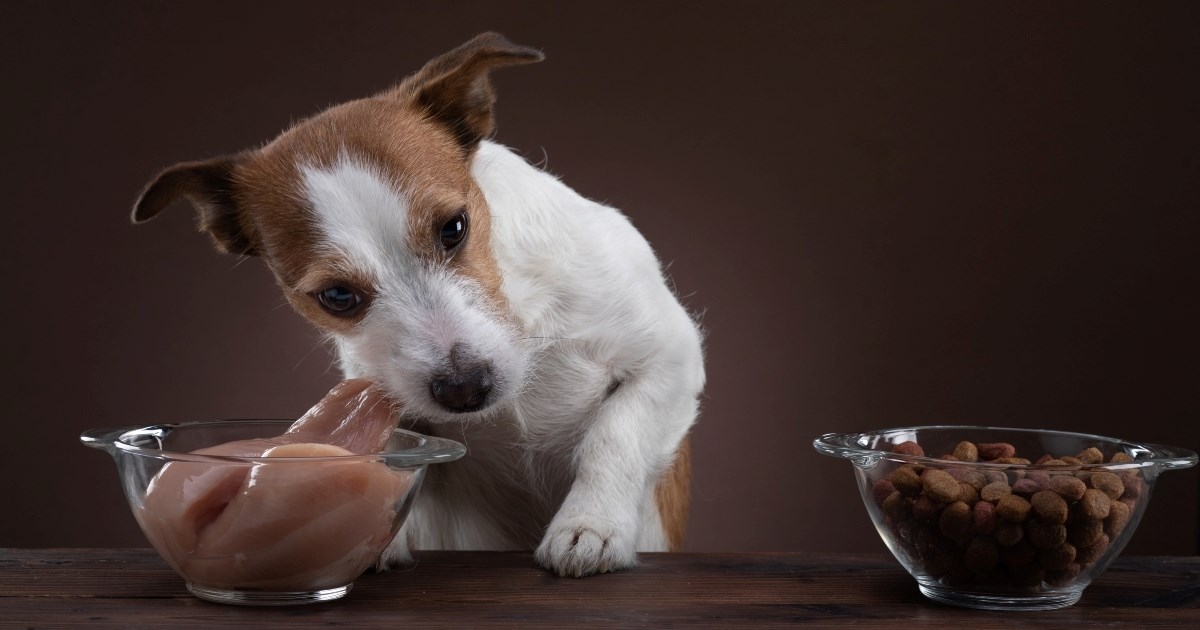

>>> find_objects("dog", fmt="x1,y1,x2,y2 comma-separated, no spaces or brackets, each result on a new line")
131,32,705,578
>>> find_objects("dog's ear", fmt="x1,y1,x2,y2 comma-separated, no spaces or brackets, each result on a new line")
131,155,259,256
392,32,543,152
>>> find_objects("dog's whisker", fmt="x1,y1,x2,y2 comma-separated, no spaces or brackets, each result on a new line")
322,354,341,376
519,336,589,344
292,338,328,371
361,394,392,419
532,145,550,170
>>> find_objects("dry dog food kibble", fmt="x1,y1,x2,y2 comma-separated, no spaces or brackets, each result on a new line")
873,438,1142,592
953,441,979,462
892,441,925,457
922,469,962,503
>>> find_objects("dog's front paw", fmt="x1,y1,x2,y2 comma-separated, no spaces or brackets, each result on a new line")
535,514,637,577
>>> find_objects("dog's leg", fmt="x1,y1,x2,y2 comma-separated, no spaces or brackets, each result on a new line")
535,370,699,577
377,519,415,571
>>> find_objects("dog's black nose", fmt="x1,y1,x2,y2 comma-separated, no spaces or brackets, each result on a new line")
430,365,494,412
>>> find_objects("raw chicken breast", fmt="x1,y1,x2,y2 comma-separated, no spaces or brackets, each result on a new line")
138,380,414,590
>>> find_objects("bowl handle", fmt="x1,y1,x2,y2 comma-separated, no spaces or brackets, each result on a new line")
813,432,883,469
398,433,468,464
1141,442,1199,477
79,427,124,455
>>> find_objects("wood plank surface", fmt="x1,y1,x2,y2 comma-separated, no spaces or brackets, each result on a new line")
1,550,1197,628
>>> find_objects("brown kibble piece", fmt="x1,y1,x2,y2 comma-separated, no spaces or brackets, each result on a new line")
1077,448,1104,465
996,494,1031,522
1076,534,1110,565
1079,489,1111,520
912,494,940,523
1110,452,1134,464
1069,518,1104,549
1105,500,1131,538
1027,520,1068,550
892,441,924,457
1119,471,1143,499
993,457,1032,465
1039,542,1077,571
981,481,1012,503
974,500,997,535
953,441,979,462
872,479,896,507
1090,471,1124,500
889,465,923,496
883,491,910,520
1049,475,1087,501
1046,562,1083,587
995,522,1025,546
957,482,979,504
939,501,973,540
1011,478,1042,495
1025,471,1051,487
1059,456,1083,467
965,537,1000,574
983,470,1008,485
1031,490,1069,525
922,469,962,503
979,443,1016,460
947,468,987,490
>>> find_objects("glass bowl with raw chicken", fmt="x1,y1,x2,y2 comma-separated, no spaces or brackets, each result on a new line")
80,380,465,605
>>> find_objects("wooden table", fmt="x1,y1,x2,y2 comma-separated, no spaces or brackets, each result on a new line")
1,550,1197,627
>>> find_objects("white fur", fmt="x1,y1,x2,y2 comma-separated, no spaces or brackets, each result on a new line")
301,142,705,577
301,154,411,282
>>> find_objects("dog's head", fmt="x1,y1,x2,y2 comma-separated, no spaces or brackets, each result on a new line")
133,33,542,421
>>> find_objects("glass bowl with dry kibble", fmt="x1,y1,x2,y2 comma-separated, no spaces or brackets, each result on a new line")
814,426,1196,610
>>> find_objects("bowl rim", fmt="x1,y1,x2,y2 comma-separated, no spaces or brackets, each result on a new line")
81,419,466,467
813,424,1198,471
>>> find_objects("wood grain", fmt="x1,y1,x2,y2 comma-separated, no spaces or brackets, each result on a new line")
1,550,1196,628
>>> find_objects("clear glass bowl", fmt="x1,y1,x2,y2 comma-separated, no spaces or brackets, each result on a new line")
81,420,465,605
814,425,1196,611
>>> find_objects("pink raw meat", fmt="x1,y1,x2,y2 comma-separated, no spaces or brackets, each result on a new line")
138,380,414,590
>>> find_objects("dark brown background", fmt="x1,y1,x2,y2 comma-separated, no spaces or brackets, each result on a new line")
3,1,1197,556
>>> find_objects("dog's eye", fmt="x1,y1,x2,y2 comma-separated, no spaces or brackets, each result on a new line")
440,211,468,249
315,286,363,316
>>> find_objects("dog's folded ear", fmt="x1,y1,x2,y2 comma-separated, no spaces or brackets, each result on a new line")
131,155,259,256
391,32,543,153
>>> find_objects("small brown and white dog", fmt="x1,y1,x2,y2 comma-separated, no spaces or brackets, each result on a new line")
132,32,705,577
